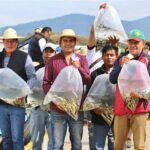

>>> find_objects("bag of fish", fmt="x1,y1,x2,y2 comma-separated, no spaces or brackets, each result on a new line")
44,66,83,120
94,4,127,51
0,68,31,107
118,60,150,111
27,67,46,109
83,74,116,125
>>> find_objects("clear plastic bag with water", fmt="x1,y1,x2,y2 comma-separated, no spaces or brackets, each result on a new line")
118,60,150,111
27,67,46,108
83,74,116,125
94,4,127,50
0,68,31,107
43,66,83,120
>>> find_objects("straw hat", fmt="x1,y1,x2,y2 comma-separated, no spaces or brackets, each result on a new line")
0,28,23,39
79,47,87,56
34,27,42,34
60,29,76,39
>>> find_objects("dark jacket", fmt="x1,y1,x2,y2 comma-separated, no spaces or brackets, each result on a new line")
28,33,44,63
0,49,28,81
0,49,28,104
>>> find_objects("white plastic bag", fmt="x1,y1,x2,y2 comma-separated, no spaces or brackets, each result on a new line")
27,67,46,108
118,60,150,111
94,4,127,50
44,66,83,120
0,68,31,107
83,74,116,125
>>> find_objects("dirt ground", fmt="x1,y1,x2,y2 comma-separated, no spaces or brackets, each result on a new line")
25,120,150,150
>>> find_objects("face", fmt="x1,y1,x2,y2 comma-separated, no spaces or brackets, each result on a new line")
127,39,145,57
60,37,76,54
143,44,150,54
102,49,118,67
43,48,55,64
3,39,18,55
43,30,51,39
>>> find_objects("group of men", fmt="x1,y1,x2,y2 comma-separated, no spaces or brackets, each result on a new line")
0,3,150,150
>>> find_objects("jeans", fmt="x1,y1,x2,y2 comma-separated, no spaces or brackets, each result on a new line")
30,107,52,150
0,105,25,150
93,124,114,150
51,111,84,150
88,123,95,150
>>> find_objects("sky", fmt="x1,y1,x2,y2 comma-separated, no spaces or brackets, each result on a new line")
0,0,150,27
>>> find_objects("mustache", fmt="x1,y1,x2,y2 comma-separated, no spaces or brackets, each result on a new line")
129,47,136,50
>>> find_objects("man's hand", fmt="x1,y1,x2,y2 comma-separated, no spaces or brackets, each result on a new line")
120,56,130,67
99,3,107,9
130,92,141,100
94,108,104,115
107,36,119,46
15,97,26,105
72,60,80,69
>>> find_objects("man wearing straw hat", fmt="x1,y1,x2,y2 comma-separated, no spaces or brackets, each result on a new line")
43,29,91,150
0,28,36,150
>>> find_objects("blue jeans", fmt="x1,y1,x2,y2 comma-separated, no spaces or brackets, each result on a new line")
51,111,84,150
0,105,25,150
30,107,52,150
88,123,95,150
93,124,114,150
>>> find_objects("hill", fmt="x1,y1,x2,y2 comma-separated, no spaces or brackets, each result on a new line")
0,14,150,40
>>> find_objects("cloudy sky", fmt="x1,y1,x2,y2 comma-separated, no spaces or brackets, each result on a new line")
0,0,149,27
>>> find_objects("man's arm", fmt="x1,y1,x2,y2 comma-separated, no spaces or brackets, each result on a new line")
109,57,122,84
87,24,96,48
43,60,53,94
25,55,36,89
39,38,46,52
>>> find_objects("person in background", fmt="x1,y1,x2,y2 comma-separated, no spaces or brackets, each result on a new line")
0,28,36,150
86,44,119,150
28,26,52,66
76,47,87,56
29,43,56,150
110,29,150,150
34,27,42,34
143,42,150,55
43,29,91,150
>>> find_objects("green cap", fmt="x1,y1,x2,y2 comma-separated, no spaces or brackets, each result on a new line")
128,29,145,42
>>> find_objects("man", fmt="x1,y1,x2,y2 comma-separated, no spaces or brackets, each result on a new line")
29,42,56,150
143,42,150,55
110,29,150,150
86,44,118,150
34,42,56,71
28,26,52,65
0,28,36,150
85,4,119,150
43,29,91,150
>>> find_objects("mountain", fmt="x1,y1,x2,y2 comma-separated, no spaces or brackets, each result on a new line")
122,16,150,40
0,14,150,40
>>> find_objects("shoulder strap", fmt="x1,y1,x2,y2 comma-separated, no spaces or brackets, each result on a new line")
89,57,102,69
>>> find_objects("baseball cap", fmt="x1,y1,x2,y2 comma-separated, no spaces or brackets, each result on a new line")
128,29,145,42
44,43,56,52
